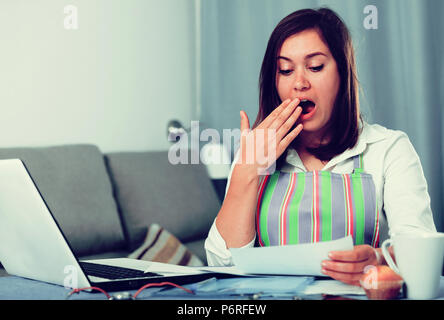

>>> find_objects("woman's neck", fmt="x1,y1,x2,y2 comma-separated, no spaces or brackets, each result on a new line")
296,145,329,170
297,130,330,150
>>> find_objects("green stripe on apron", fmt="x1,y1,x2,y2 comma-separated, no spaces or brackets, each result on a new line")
279,173,294,244
320,171,332,242
351,172,365,245
288,173,305,244
259,172,280,246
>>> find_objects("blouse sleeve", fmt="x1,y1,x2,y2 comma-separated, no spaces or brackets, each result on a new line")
382,132,437,237
204,150,256,266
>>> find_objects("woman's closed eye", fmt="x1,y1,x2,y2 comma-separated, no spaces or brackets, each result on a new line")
278,69,293,75
309,64,324,72
278,65,324,76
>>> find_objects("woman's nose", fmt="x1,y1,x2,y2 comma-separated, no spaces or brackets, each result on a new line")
293,72,310,91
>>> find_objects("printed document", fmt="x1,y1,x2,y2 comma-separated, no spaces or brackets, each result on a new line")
229,236,354,276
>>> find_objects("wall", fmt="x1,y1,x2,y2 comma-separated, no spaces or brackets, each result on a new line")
0,0,197,152
200,0,444,231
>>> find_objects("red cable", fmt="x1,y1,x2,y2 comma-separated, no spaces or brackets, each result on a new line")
133,281,194,298
68,282,193,300
68,286,112,299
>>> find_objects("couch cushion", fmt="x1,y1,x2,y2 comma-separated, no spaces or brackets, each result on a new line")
0,145,126,256
183,239,207,266
128,224,204,266
105,151,221,249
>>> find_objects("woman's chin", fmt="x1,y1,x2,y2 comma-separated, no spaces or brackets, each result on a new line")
299,123,320,133
297,121,330,143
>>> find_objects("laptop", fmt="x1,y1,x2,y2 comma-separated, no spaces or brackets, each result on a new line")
0,159,232,293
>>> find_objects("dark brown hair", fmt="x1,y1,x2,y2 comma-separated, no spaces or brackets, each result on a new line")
254,7,362,161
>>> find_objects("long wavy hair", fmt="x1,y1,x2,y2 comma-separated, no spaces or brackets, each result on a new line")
254,7,362,162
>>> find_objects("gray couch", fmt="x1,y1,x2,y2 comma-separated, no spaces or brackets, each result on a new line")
0,144,222,276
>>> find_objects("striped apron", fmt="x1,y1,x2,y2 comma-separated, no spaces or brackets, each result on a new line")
256,154,380,247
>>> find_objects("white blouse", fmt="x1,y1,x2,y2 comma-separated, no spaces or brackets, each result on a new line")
204,122,437,266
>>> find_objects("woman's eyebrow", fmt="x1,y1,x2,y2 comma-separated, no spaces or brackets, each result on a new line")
277,51,327,62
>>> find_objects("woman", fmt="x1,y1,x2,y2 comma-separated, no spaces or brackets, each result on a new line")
204,8,436,286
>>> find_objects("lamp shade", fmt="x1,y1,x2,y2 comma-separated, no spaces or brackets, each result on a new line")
200,143,231,179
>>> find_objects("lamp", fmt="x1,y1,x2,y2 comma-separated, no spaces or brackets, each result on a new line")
166,119,231,177
166,119,231,202
200,142,231,179
166,120,189,142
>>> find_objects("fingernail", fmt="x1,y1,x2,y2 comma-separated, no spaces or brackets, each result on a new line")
321,268,327,274
321,261,328,267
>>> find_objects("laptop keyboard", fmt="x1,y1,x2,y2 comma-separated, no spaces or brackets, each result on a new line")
79,262,160,280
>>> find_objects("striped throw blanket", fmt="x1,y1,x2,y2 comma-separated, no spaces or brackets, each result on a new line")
128,224,204,267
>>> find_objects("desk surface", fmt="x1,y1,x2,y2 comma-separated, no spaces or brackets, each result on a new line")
0,275,443,300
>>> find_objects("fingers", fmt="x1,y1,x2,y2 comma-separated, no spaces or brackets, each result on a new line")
238,98,302,169
321,268,362,287
321,245,378,287
321,259,370,274
278,123,303,153
328,245,372,262
276,106,303,142
240,110,250,132
269,98,301,130
258,98,299,129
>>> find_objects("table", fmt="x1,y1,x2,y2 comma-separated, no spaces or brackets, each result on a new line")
1,276,443,319
0,275,443,300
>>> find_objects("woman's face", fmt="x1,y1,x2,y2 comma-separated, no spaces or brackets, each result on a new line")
276,28,340,141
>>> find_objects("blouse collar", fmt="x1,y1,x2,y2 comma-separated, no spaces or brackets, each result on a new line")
284,121,387,171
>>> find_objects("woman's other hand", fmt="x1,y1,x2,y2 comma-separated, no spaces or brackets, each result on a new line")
321,245,382,286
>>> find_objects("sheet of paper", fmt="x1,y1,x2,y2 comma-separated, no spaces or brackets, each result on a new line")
303,280,366,296
229,236,354,276
144,263,250,277
142,261,247,276
197,266,250,276
143,261,206,275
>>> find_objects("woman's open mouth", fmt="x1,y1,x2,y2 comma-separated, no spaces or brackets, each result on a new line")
298,99,316,120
